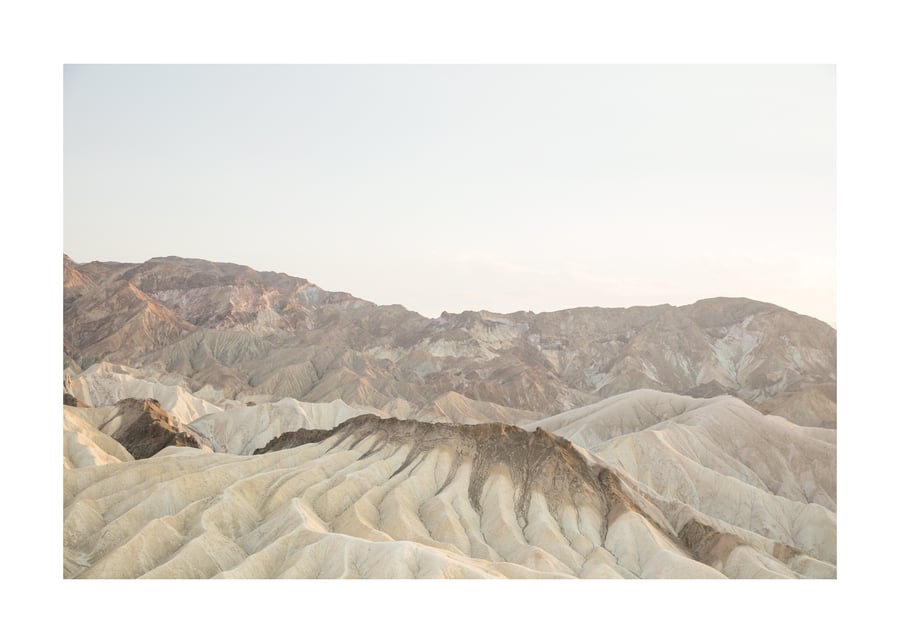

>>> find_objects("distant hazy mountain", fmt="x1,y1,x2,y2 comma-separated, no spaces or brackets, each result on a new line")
64,255,836,427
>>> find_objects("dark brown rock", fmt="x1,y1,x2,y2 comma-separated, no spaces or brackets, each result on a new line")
252,427,336,454
64,391,87,407
679,518,749,569
109,398,201,459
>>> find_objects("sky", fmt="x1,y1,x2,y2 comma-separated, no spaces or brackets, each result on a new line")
64,65,835,325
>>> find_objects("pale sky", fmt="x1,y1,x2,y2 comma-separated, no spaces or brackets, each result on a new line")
64,65,835,325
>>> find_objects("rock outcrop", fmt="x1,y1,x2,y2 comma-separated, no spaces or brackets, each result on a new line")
105,398,201,459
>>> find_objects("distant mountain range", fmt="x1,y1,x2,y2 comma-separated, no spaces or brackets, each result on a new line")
64,255,836,427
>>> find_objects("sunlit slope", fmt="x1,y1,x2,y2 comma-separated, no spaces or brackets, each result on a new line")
529,389,836,573
63,405,134,469
68,362,225,424
187,397,368,455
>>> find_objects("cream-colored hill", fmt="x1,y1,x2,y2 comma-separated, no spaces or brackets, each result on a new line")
69,362,226,424
63,406,134,469
187,398,368,455
527,388,835,449
529,390,836,569
413,391,541,426
64,415,833,579
64,398,213,467
70,362,391,456
525,389,709,448
596,414,835,560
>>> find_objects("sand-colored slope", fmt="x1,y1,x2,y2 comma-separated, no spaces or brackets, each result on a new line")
63,406,134,469
69,362,225,424
525,389,710,448
413,391,542,426
530,390,835,506
187,398,368,455
64,398,212,466
64,415,832,579
529,390,836,571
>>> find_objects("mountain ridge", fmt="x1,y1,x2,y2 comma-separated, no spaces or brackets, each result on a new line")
64,254,831,326
64,255,837,427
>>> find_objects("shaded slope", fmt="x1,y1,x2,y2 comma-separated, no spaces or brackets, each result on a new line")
107,398,202,459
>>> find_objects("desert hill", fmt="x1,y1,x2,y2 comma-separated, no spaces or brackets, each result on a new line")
63,408,835,579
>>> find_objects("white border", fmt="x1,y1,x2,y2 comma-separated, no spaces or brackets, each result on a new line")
3,1,895,640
